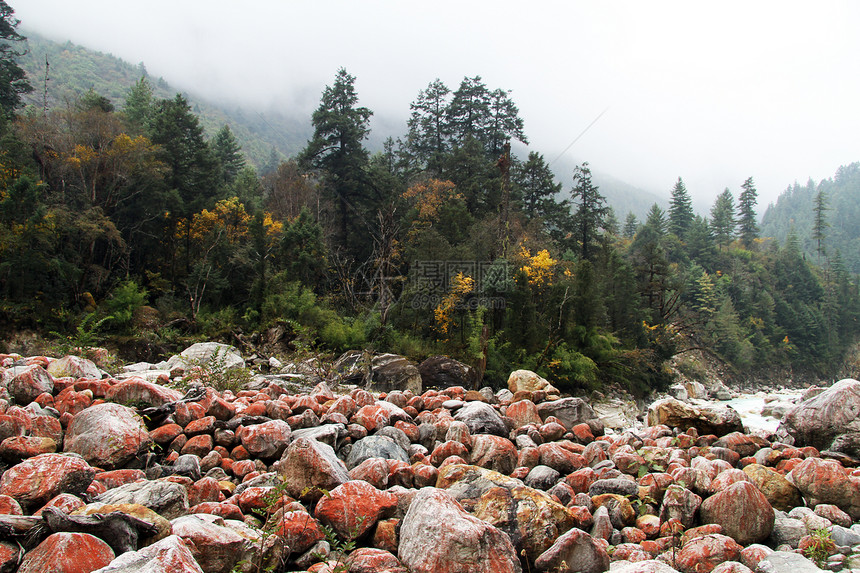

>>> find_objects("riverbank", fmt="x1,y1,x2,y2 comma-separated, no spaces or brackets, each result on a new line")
0,343,858,572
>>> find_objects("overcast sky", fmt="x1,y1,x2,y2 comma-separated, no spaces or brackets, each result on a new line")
14,0,860,207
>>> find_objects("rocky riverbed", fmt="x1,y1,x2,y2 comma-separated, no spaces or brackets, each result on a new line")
0,342,859,573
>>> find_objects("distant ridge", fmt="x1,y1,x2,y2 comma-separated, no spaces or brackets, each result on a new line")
17,30,310,171
17,30,668,218
761,162,860,274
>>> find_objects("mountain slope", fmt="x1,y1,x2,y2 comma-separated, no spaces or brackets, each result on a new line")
17,31,672,219
761,162,860,273
17,30,310,170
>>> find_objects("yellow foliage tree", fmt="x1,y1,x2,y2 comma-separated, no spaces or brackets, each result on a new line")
434,272,474,338
520,246,558,288
402,179,462,221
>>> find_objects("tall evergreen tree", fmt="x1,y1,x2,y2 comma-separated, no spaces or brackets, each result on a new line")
668,177,694,238
623,212,639,239
405,78,451,175
211,124,246,186
685,215,717,269
738,177,759,248
513,151,564,221
447,76,490,147
0,1,32,118
812,187,829,263
629,205,675,327
298,68,373,257
122,76,154,133
570,162,608,261
645,203,667,237
710,188,736,251
148,93,219,215
485,87,527,157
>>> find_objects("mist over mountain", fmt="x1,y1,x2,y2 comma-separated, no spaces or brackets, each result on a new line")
19,31,666,217
20,31,311,168
761,163,860,274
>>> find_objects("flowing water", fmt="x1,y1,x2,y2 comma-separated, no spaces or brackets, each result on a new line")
719,391,802,433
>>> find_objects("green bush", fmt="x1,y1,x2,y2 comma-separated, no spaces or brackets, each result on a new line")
104,279,148,331
196,306,241,340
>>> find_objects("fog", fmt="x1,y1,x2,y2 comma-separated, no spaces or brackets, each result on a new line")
14,0,860,208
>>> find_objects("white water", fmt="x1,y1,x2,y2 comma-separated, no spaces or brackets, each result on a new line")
719,391,802,433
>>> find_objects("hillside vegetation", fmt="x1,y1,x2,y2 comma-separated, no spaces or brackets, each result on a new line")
761,162,860,274
18,30,308,170
1,13,858,394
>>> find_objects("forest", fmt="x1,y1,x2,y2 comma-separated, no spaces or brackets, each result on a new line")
1,5,858,395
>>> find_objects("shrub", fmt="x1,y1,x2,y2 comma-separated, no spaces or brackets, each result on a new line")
104,279,148,331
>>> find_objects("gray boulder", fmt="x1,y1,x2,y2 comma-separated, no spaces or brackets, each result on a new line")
64,403,152,470
346,435,409,469
96,480,189,520
454,401,508,437
398,487,522,573
647,397,743,436
537,397,603,434
165,342,244,372
756,551,823,573
419,356,476,390
782,378,860,451
328,351,422,395
276,437,349,499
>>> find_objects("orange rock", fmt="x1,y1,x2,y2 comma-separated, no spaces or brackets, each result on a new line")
673,533,742,573
16,532,114,573
0,453,96,511
315,480,397,540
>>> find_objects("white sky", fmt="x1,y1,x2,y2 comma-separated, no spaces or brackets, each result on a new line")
13,0,860,207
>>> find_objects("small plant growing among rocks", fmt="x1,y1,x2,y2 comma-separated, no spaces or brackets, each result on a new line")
182,346,253,393
802,528,835,567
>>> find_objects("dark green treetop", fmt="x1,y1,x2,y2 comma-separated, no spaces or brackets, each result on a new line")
710,188,735,251
570,162,609,261
738,176,759,248
0,0,32,118
211,124,246,186
406,78,451,175
668,177,694,238
298,68,374,257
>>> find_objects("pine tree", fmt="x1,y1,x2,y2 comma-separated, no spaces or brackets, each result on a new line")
812,187,829,263
0,1,32,118
668,177,694,238
738,177,759,248
623,212,639,238
148,93,219,215
123,76,154,133
447,76,490,147
298,68,373,256
645,203,667,237
406,78,451,174
710,188,735,251
570,162,609,261
485,87,527,157
211,124,246,186
514,151,563,220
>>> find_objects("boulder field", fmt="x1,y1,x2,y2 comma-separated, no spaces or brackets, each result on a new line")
0,347,860,573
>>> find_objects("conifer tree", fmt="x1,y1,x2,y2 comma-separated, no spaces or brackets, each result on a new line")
211,124,246,186
623,212,638,238
812,188,829,263
123,76,154,133
406,78,451,175
570,162,608,261
298,68,373,257
0,1,32,118
668,177,694,238
738,177,759,248
710,188,736,251
447,76,490,147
